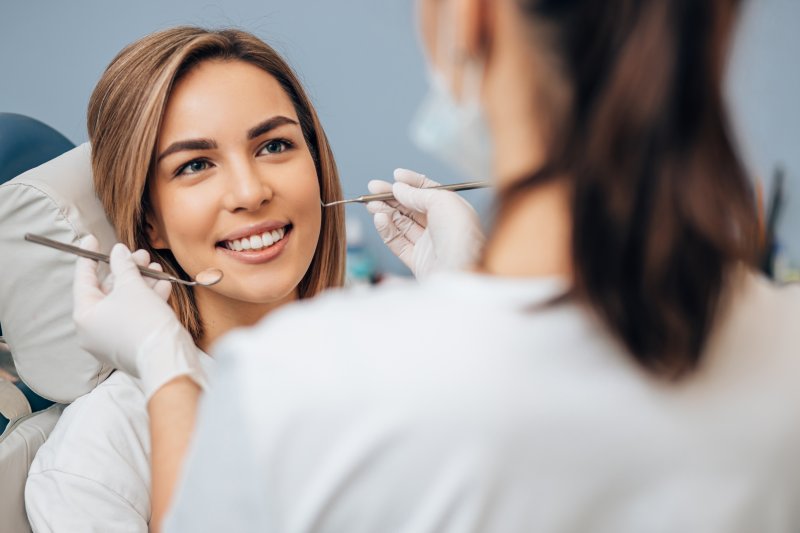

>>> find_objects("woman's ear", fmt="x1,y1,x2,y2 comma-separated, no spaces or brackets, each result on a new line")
145,212,169,250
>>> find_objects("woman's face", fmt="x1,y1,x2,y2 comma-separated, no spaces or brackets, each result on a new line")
148,59,322,306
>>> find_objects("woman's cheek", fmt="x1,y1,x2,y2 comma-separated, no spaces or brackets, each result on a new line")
292,161,323,225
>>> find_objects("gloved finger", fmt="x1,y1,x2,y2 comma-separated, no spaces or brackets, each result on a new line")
392,180,474,218
366,181,405,212
131,249,151,268
148,262,172,301
131,249,155,288
391,181,441,214
367,198,428,230
140,258,159,290
108,243,147,290
393,199,428,227
393,168,441,189
373,212,414,269
369,177,431,228
369,200,426,241
80,234,101,253
153,280,172,301
370,175,434,217
367,179,393,195
389,208,425,245
100,271,115,295
366,199,396,215
73,235,106,315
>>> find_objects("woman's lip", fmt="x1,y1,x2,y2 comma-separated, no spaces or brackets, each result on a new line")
216,227,291,265
218,220,289,243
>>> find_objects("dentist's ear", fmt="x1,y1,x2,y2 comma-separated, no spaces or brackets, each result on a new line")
145,211,169,250
454,0,492,60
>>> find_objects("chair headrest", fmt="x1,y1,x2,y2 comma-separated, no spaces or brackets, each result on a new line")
0,113,75,185
0,143,118,403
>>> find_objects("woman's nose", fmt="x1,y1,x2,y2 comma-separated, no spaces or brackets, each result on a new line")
224,161,273,213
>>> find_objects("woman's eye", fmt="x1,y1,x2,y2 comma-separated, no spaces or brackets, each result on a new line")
177,159,210,176
260,140,291,155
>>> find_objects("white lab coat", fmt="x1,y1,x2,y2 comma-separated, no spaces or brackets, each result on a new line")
25,355,213,532
165,270,800,533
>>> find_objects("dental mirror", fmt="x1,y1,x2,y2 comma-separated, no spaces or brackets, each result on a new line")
193,268,224,287
25,233,224,287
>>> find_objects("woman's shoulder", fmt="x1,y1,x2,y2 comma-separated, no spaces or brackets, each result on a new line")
25,370,151,527
44,370,148,445
27,370,150,498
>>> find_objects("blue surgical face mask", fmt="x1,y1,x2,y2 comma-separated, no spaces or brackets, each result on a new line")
410,16,494,180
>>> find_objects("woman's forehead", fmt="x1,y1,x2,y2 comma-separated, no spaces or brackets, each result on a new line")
159,59,299,143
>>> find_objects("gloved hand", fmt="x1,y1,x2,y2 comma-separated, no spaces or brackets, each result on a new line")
73,235,207,399
367,168,486,280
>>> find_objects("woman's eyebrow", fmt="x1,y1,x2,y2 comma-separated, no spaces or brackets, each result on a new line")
247,116,299,139
156,116,298,163
157,139,217,163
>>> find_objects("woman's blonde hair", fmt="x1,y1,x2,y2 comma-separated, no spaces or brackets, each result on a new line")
88,27,345,342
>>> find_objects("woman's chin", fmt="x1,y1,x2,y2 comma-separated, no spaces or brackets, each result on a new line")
207,280,300,307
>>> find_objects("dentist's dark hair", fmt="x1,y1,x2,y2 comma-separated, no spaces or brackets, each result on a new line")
505,0,758,377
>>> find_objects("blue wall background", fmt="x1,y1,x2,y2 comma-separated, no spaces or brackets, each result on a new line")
1,0,797,274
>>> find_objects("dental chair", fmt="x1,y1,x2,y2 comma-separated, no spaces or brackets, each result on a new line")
0,113,74,185
0,129,118,532
0,114,76,435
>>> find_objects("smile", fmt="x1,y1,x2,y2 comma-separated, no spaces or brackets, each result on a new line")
222,226,288,251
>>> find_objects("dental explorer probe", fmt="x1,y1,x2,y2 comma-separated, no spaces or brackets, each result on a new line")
25,233,223,287
321,180,491,208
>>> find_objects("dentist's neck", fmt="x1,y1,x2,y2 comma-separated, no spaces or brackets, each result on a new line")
479,3,572,280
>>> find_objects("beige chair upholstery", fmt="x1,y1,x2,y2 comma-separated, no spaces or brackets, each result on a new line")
0,405,64,533
0,144,117,532
0,143,117,403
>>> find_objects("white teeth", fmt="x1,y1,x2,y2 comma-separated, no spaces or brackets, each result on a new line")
223,226,287,252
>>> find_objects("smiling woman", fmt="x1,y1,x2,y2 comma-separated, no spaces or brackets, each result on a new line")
88,27,344,346
23,27,345,532
147,58,329,350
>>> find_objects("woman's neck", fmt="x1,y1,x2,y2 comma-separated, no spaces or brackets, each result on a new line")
194,288,297,353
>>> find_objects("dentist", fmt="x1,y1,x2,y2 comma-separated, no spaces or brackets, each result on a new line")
74,0,800,532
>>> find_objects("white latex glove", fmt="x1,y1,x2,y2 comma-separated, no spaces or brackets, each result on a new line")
367,168,485,280
73,235,207,399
